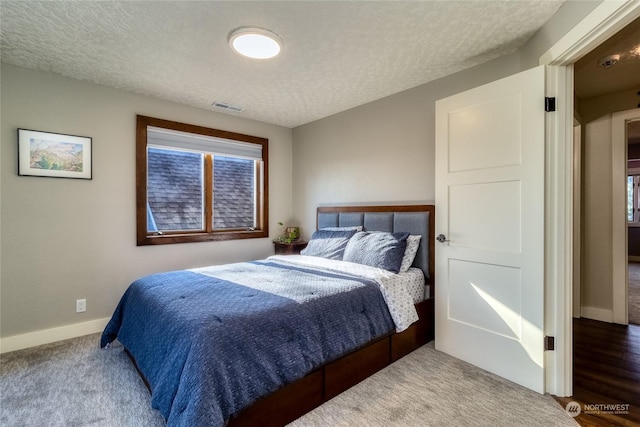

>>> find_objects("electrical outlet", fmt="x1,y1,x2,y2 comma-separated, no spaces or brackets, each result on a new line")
76,299,86,313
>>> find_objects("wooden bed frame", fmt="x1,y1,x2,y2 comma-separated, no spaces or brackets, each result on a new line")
228,204,435,426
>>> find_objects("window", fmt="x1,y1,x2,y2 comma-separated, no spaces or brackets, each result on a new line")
137,115,268,245
629,174,640,224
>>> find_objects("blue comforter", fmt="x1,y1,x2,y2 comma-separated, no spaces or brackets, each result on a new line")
101,259,394,426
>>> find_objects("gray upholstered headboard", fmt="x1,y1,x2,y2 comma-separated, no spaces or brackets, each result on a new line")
316,205,434,287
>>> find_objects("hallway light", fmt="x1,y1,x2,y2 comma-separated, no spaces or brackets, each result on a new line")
597,54,620,69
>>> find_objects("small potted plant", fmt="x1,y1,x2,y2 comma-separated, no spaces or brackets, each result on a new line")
275,222,300,244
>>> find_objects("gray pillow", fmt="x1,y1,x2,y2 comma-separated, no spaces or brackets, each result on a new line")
300,229,357,259
343,231,410,273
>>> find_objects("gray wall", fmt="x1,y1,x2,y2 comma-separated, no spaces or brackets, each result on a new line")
291,0,601,240
579,87,640,124
1,64,293,338
578,89,640,313
0,0,602,344
292,53,521,237
582,114,614,311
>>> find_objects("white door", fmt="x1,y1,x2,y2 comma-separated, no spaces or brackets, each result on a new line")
435,66,546,393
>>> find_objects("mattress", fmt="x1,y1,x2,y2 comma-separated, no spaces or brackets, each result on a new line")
252,255,422,331
101,255,421,426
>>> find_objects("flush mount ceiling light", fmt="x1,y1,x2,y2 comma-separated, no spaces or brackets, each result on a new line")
228,27,282,59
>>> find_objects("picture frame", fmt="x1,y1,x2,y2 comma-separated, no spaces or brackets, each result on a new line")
18,129,92,179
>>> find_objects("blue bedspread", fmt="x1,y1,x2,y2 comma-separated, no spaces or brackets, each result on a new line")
101,259,394,426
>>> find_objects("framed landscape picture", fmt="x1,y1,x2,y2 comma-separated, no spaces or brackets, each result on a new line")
18,129,92,179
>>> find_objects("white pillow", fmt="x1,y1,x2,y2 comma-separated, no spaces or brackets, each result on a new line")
399,235,422,273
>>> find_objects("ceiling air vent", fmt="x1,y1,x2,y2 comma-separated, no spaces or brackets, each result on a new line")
211,101,244,113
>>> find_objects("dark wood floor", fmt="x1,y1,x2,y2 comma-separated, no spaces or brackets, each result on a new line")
553,318,640,426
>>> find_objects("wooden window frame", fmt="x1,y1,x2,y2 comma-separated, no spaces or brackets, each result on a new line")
136,115,269,246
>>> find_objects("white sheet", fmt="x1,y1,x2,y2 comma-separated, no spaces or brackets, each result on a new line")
267,255,421,332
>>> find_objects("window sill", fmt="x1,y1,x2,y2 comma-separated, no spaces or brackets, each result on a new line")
137,229,268,246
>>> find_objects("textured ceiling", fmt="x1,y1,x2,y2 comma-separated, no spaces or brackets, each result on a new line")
574,15,640,100
0,1,565,128
573,15,640,141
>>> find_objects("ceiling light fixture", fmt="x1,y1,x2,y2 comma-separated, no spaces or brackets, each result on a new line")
228,27,282,60
597,54,620,69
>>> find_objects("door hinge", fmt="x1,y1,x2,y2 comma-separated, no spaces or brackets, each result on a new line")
544,336,555,351
545,97,556,112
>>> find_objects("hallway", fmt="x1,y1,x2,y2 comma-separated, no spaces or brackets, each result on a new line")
554,318,640,426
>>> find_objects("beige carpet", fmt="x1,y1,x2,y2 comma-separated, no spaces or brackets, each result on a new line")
628,262,640,325
1,334,578,427
291,342,578,427
0,334,165,427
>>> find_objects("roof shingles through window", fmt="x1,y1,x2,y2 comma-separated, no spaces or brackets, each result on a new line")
147,149,255,231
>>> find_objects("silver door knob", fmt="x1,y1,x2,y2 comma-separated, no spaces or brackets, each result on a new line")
436,234,448,243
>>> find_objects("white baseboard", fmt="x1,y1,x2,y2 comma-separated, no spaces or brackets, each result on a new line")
0,317,110,354
580,306,613,323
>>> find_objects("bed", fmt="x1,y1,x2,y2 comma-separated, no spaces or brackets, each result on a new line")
101,204,435,427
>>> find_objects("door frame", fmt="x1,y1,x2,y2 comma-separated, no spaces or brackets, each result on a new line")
539,0,640,397
613,110,640,324
572,119,581,320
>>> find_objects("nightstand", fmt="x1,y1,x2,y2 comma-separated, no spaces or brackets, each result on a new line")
273,240,308,255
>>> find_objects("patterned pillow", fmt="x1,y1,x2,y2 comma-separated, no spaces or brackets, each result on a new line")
300,229,357,259
320,226,363,232
343,231,409,273
400,235,422,273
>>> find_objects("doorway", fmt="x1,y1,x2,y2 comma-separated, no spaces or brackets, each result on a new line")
574,12,640,324
537,0,640,397
625,118,640,326
578,108,640,325
568,13,640,425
